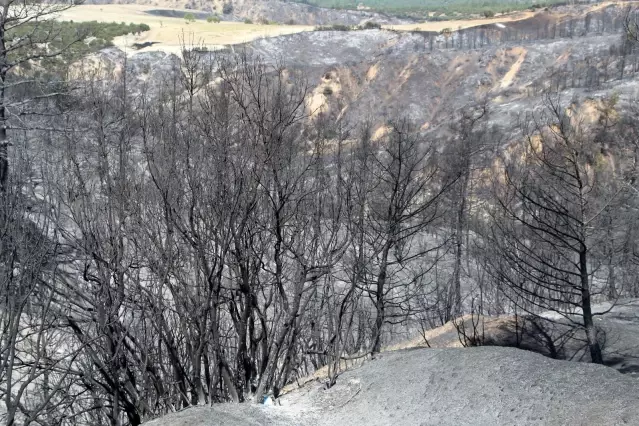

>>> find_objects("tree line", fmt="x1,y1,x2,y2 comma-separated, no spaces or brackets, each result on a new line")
417,6,632,50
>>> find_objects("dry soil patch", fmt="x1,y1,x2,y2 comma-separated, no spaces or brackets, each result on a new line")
55,5,313,54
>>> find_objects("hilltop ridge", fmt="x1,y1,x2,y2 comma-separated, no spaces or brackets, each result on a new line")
83,0,412,25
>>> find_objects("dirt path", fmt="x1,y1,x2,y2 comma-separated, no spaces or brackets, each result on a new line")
501,48,527,88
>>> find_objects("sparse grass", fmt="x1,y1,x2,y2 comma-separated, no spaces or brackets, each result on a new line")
55,5,314,54
50,3,550,54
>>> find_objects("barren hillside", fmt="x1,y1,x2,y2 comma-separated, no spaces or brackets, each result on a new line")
142,302,639,425
145,347,639,426
85,3,639,133
228,4,638,133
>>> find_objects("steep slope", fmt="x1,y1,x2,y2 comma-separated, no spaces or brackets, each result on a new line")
145,347,639,426
78,3,637,135
248,29,634,133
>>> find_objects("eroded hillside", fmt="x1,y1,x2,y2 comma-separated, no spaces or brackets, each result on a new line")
239,4,638,135
75,3,639,145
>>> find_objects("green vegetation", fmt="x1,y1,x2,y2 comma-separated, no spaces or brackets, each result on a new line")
292,0,562,16
243,18,254,24
184,12,196,23
7,21,150,75
316,22,384,31
316,23,352,31
207,15,221,23
361,21,382,29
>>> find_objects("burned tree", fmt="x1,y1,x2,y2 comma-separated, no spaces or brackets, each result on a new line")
483,95,627,364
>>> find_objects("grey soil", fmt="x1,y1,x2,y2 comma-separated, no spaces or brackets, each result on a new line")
147,346,639,426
